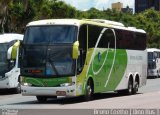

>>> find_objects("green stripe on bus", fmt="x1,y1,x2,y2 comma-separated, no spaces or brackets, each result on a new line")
87,49,127,93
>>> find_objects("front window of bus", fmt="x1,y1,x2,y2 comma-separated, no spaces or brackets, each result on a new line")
0,43,8,76
148,52,156,69
21,25,77,77
148,52,153,60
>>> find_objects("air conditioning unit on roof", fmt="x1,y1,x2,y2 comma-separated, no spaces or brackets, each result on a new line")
88,19,125,27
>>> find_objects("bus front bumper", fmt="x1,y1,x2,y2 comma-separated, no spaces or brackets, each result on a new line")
0,79,11,89
0,77,17,89
21,85,76,96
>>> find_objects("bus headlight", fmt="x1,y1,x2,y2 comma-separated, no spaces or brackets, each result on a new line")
4,72,11,79
22,83,32,86
0,75,8,80
60,82,74,87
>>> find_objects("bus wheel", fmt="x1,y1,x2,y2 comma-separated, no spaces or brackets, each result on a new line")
85,80,94,101
127,79,133,95
118,79,133,95
157,71,159,78
36,96,47,102
133,80,139,94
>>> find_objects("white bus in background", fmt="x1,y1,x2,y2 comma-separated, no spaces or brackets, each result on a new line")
147,48,160,78
0,33,23,93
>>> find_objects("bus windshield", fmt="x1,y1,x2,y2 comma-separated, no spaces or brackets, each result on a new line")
148,52,153,60
21,25,77,77
24,25,77,44
148,61,156,69
0,43,8,76
0,43,8,62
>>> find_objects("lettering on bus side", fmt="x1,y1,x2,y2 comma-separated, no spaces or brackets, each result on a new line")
130,56,143,61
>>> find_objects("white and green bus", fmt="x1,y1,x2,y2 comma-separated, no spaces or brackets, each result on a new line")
20,19,147,102
0,33,23,92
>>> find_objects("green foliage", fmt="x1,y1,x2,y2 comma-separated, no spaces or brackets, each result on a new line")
135,9,160,48
0,0,160,48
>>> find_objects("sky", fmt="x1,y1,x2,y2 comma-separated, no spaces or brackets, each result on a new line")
61,0,134,11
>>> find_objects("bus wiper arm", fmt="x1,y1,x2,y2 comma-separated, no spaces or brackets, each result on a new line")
48,59,59,76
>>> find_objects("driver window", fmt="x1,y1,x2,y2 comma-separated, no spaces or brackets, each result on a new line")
77,25,87,73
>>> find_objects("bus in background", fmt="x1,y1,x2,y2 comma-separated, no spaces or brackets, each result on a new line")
0,33,23,93
147,48,160,78
20,19,147,102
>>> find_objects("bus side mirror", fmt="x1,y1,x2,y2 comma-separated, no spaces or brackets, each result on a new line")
72,41,79,59
11,40,20,60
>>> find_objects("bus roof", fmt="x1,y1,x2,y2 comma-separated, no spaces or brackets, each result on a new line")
27,19,146,34
147,48,160,52
0,33,23,43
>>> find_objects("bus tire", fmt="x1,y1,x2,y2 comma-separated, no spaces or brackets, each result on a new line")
36,96,47,102
118,78,133,95
127,79,133,95
85,79,94,101
117,79,133,95
157,71,159,78
133,80,139,94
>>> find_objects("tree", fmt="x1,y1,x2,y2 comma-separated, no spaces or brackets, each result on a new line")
0,0,33,33
0,0,11,33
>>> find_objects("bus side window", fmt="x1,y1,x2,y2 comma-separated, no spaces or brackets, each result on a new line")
88,25,102,48
115,29,146,50
135,32,146,50
98,29,115,48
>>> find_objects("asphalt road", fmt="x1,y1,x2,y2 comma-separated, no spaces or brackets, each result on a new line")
0,77,160,115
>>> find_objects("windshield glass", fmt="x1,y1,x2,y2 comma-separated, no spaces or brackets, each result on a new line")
148,61,156,69
0,40,20,76
46,45,74,76
0,43,8,76
24,25,77,44
21,45,75,77
153,51,159,59
0,43,8,62
148,52,153,60
21,25,77,77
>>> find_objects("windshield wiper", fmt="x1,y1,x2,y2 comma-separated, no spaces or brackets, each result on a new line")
48,59,59,76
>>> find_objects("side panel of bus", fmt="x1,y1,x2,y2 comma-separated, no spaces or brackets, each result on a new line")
76,25,147,96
